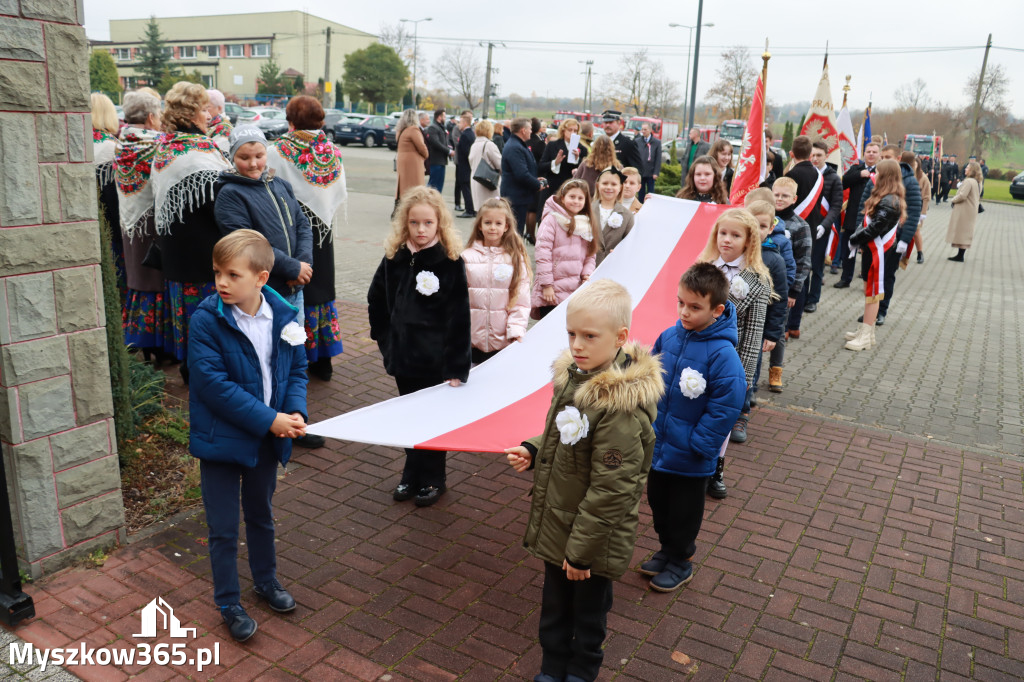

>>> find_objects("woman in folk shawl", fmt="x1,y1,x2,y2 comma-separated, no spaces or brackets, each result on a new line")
152,82,229,383
115,90,174,363
92,93,125,299
205,88,233,155
265,96,347,381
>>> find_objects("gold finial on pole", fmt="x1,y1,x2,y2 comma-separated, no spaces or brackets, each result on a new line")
842,74,851,107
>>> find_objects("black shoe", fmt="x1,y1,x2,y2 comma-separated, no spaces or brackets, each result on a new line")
803,303,817,313
650,561,693,592
454,205,463,212
833,280,851,289
253,579,296,613
308,357,333,381
294,434,326,449
221,604,257,642
457,211,477,218
829,266,839,275
857,315,864,323
638,551,669,577
393,483,415,502
948,255,964,262
917,252,924,264
707,456,728,499
414,485,446,507
875,313,886,326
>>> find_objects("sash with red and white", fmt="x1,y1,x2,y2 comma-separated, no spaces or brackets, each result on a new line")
795,168,824,221
865,217,899,300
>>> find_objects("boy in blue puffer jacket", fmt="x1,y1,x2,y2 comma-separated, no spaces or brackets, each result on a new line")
639,263,747,592
188,230,309,643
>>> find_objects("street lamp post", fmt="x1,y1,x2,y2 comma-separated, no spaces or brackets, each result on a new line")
400,17,431,105
668,19,713,134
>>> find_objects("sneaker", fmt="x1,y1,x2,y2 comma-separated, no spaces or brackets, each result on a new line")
650,561,693,592
730,416,748,444
638,551,669,576
253,579,296,613
221,604,257,642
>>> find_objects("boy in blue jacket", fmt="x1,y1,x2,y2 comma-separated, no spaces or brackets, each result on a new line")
641,263,746,592
747,200,792,394
188,230,309,642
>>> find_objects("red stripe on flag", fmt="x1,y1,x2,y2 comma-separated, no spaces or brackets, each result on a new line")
415,203,725,453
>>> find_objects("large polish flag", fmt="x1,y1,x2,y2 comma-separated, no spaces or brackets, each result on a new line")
308,196,727,453
800,63,841,167
836,104,859,175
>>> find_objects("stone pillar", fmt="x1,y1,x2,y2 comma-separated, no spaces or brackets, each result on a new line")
0,0,126,577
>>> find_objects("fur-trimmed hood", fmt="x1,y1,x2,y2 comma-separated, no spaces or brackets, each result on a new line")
551,341,664,414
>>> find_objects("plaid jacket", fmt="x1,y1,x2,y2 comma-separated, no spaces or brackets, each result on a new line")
729,269,770,387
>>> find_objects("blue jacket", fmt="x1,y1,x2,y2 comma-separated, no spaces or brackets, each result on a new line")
761,238,789,344
770,217,796,288
855,162,922,246
652,302,747,477
214,170,313,298
188,287,309,467
500,134,540,205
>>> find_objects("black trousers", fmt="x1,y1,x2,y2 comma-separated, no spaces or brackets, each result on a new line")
647,469,707,564
938,181,951,202
455,179,474,213
538,562,613,682
394,375,447,488
874,246,902,316
806,233,829,305
839,230,858,283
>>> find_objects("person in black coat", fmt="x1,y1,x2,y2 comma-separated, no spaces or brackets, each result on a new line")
783,136,824,328
539,118,587,205
454,111,477,218
602,111,642,171
501,118,543,239
835,140,880,288
808,141,843,296
424,109,453,193
634,123,663,201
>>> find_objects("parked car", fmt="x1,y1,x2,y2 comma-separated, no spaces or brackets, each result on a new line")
223,102,245,124
1011,171,1024,200
256,109,289,140
237,106,282,123
322,109,347,142
334,115,392,147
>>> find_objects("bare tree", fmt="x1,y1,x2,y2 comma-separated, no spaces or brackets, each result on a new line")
704,47,758,120
893,78,930,110
960,63,1021,155
600,49,682,118
378,22,416,72
432,45,485,110
646,73,684,120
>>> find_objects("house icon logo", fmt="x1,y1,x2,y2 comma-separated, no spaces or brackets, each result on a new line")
134,597,197,638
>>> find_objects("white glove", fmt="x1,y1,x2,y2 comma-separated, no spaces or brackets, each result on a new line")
847,246,857,259
816,225,826,240
896,241,908,255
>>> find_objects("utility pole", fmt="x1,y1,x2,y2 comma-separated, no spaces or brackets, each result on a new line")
970,33,992,159
482,42,494,118
583,60,593,113
687,0,705,132
322,27,332,110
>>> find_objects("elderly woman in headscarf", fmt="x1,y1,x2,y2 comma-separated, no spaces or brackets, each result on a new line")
206,88,233,154
92,92,125,299
115,90,174,363
265,95,347,381
152,82,229,383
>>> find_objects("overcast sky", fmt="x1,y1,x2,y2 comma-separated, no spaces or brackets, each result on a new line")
84,0,1024,117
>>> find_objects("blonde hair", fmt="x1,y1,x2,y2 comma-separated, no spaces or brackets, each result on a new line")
584,135,618,169
744,187,774,206
162,82,209,133
699,208,773,290
963,161,982,181
213,229,274,274
90,93,119,135
621,167,641,180
772,176,797,194
746,200,775,220
567,279,632,330
386,186,461,260
475,119,494,139
466,198,532,309
555,118,580,140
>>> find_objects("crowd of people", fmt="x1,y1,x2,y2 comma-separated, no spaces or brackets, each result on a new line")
94,90,984,679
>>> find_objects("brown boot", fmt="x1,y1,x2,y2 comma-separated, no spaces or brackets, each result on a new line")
768,366,783,393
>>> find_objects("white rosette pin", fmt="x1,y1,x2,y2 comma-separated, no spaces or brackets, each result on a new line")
280,321,307,346
607,212,623,228
555,406,590,446
493,263,514,283
679,367,707,399
729,276,749,300
415,270,440,296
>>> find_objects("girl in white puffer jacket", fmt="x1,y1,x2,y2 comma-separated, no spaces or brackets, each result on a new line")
461,198,533,364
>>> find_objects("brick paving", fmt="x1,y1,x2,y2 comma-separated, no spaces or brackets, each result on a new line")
5,299,1024,680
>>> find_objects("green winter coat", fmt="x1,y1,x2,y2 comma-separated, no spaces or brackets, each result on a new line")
523,342,664,580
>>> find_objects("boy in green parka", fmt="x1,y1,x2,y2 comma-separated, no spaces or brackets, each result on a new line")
506,279,664,682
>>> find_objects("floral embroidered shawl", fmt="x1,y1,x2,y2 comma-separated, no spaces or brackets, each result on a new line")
151,131,229,235
265,129,347,246
207,114,233,155
114,126,162,240
93,129,118,189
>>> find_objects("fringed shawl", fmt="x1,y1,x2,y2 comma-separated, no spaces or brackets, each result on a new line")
114,126,161,240
151,131,229,235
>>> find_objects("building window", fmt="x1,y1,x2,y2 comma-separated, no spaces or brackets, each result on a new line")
226,44,243,58
179,46,196,59
251,43,270,58
161,47,172,58
201,75,213,87
205,44,220,57
114,48,131,61
124,76,138,90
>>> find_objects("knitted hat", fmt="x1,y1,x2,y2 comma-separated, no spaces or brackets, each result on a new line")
228,125,268,160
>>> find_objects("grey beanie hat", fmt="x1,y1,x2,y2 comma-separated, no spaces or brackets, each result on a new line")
228,125,268,160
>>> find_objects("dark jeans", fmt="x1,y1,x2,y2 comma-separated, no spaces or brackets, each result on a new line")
647,469,707,565
640,176,656,202
538,561,613,682
428,164,446,193
510,202,530,237
395,374,447,489
200,438,279,607
455,179,474,213
787,283,807,331
839,230,858,283
877,246,902,316
938,181,951,202
806,233,829,305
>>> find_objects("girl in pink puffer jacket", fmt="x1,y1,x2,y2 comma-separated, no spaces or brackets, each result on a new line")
462,198,533,364
530,179,599,319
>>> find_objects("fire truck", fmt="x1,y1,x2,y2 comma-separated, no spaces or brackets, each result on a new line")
623,116,680,141
718,119,746,146
903,134,943,160
552,110,596,124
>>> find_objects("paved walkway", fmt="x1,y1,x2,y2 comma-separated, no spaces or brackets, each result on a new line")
5,300,1024,680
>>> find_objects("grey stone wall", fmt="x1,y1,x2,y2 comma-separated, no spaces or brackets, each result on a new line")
0,0,125,577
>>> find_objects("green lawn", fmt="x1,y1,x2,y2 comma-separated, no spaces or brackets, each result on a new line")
950,178,1021,203
984,140,1024,173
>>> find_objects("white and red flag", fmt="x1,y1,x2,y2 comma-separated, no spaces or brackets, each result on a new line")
800,62,841,167
836,103,859,174
308,197,725,453
729,73,767,206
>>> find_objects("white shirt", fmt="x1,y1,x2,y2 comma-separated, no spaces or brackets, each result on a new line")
599,205,614,228
231,294,275,406
713,255,746,283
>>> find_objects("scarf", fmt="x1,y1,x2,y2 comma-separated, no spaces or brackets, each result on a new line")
207,114,233,154
776,205,796,221
266,129,347,247
151,128,229,235
93,130,117,188
114,125,162,240
554,212,594,242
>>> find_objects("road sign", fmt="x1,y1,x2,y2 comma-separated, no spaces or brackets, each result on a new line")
495,99,506,114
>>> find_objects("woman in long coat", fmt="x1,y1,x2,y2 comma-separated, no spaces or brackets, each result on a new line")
395,109,428,203
468,119,502,209
946,161,982,262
